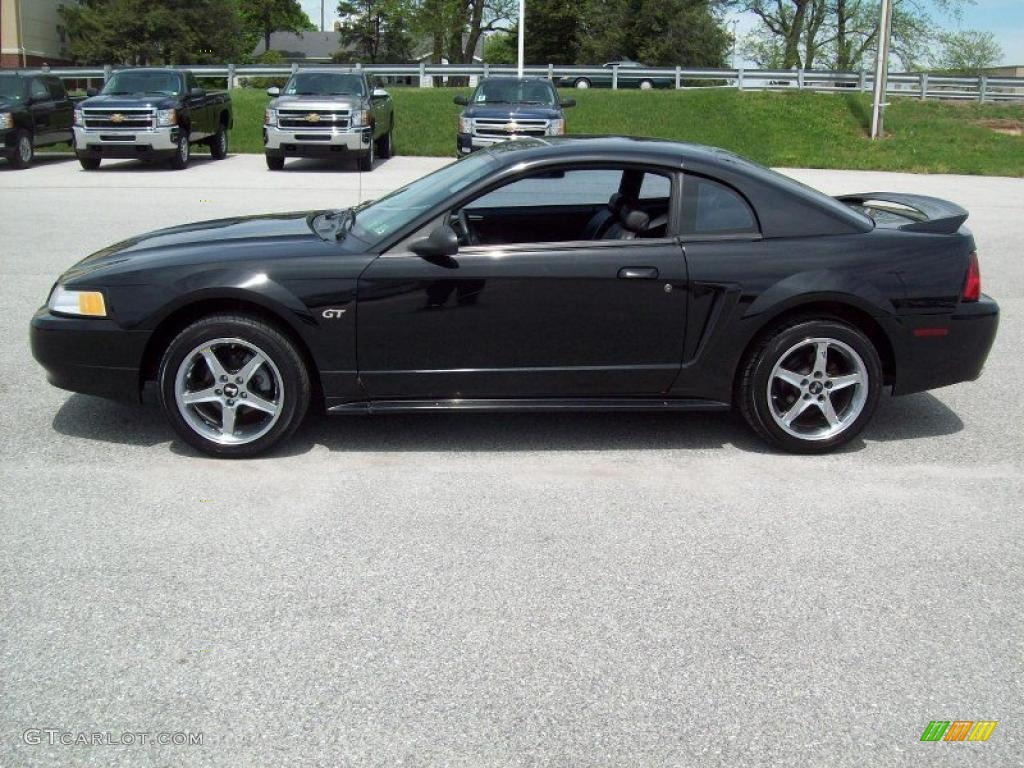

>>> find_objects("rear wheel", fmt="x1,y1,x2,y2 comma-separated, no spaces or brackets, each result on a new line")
738,319,882,453
639,79,654,90
209,123,228,159
169,130,190,170
158,314,310,457
376,119,393,159
357,133,374,171
77,155,101,170
9,130,33,168
265,154,284,171
574,78,591,89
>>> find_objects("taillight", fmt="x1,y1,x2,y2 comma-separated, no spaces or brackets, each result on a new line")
962,251,981,302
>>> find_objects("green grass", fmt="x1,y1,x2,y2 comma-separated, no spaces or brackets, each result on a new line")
54,87,1024,175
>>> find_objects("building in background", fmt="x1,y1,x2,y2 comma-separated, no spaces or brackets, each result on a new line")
982,65,1024,78
1,0,72,68
251,31,346,63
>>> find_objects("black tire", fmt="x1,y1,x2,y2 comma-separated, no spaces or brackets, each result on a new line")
169,130,190,170
9,129,34,168
158,314,311,458
77,155,101,170
376,120,393,159
639,79,655,90
209,123,228,159
357,133,374,172
266,154,284,171
737,318,882,454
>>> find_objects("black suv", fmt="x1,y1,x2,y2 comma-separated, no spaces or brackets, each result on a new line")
0,71,74,168
454,77,574,155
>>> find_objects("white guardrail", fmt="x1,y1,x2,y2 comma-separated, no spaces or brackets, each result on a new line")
35,63,1024,102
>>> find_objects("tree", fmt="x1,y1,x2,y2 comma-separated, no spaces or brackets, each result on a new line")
337,0,415,62
934,30,1002,73
577,0,730,67
60,0,248,65
413,0,517,66
240,0,317,56
482,30,517,64
522,0,581,65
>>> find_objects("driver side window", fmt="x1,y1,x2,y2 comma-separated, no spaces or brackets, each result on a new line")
453,167,673,247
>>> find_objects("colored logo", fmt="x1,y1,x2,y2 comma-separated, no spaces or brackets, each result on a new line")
306,113,321,123
110,113,124,123
920,721,997,742
505,122,520,133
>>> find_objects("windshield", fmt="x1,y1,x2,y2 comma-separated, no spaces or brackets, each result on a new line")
283,73,365,97
352,151,502,242
472,79,557,105
102,71,182,95
0,76,25,101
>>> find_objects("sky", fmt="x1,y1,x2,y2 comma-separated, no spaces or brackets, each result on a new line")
300,0,1024,66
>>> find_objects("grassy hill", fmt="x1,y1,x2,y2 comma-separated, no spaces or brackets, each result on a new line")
223,86,1023,176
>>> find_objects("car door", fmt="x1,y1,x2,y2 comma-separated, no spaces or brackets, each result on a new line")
356,166,689,400
183,72,211,138
45,77,73,144
27,78,55,143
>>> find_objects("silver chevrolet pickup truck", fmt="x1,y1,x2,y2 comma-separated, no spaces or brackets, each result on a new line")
264,69,394,172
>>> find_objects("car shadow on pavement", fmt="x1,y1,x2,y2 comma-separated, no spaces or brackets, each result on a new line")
276,157,395,173
0,153,77,170
51,391,964,457
72,155,222,172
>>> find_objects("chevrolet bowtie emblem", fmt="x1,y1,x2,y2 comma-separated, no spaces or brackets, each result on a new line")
306,113,321,123
111,113,124,123
505,122,519,132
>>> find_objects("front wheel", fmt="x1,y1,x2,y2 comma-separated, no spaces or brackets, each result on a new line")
376,121,393,159
9,130,34,168
158,314,311,457
574,78,591,89
738,319,882,453
639,79,654,90
265,154,285,171
209,124,228,159
77,155,101,170
169,131,190,170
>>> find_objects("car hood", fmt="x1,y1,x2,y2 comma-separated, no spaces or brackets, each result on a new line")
462,105,562,120
79,94,179,109
270,94,364,111
60,211,332,282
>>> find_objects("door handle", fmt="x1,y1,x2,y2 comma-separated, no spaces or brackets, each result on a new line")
618,266,659,279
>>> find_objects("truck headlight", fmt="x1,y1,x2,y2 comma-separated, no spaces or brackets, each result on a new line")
351,109,371,127
547,118,565,136
48,286,107,317
156,108,177,127
264,108,277,127
459,116,473,134
73,108,83,127
0,112,12,129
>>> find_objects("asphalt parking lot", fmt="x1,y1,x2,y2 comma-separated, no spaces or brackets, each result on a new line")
1,152,1021,767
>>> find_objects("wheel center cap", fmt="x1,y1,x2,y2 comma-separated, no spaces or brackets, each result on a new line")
808,381,824,395
223,383,239,398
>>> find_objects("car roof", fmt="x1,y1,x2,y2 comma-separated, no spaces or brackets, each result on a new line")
290,68,363,75
479,137,872,238
477,76,554,83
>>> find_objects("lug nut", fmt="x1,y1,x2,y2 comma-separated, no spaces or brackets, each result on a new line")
241,392,247,398
825,381,833,388
803,393,811,400
214,389,222,395
227,399,235,406
814,371,822,379
236,377,243,384
801,379,808,386
817,395,825,401
220,375,228,382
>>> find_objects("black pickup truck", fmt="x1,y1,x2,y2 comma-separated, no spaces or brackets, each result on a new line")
0,71,74,168
73,68,232,170
454,77,574,155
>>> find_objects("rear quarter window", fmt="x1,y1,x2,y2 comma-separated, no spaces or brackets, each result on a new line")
682,175,758,236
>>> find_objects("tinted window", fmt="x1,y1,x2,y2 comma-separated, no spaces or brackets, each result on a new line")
46,77,66,100
186,71,200,91
103,71,182,95
469,169,625,209
283,72,365,97
30,79,49,100
639,173,670,200
0,76,26,100
682,176,758,235
472,79,557,106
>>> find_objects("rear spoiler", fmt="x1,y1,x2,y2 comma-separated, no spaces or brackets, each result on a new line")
835,192,969,234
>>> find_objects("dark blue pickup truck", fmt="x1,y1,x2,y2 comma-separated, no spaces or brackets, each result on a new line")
454,77,575,155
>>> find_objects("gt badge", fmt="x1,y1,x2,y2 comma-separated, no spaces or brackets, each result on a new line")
322,308,347,319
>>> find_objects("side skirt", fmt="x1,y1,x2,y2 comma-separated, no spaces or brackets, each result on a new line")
326,397,731,416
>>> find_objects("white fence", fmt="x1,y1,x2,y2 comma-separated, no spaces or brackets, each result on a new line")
35,63,1024,103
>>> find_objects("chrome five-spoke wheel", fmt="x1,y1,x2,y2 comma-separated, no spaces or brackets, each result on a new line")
767,337,868,441
174,338,284,446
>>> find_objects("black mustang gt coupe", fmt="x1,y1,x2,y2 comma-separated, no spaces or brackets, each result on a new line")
31,137,998,457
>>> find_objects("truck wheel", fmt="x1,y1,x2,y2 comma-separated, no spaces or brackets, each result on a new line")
9,130,34,169
169,131,190,170
357,134,374,172
209,124,228,159
639,79,654,90
376,121,393,159
737,318,882,454
266,154,284,171
77,156,101,170
574,78,591,89
158,314,311,458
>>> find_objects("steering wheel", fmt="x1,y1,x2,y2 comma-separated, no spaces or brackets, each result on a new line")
451,208,477,246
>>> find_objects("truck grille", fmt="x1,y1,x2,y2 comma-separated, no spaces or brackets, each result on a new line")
474,118,548,138
83,108,155,130
279,109,351,130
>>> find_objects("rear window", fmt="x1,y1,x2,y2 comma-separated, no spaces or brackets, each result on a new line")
682,176,758,236
46,78,66,100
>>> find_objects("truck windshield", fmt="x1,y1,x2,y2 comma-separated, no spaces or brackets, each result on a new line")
102,71,181,96
350,151,502,242
472,79,557,105
0,76,25,101
283,73,365,97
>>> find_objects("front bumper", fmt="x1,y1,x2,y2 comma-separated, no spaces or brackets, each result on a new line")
30,307,150,403
264,125,371,156
1,126,17,155
893,295,1000,395
73,125,179,159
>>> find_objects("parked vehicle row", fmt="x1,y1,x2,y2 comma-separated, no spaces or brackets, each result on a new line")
0,71,74,168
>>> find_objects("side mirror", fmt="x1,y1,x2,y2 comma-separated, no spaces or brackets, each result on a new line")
266,86,280,97
453,95,469,106
86,87,98,97
560,98,576,108
371,87,389,99
409,225,459,260
190,87,205,98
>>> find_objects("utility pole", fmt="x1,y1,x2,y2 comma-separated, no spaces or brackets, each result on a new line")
517,0,525,78
870,0,893,139
321,1,326,32
731,19,739,70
